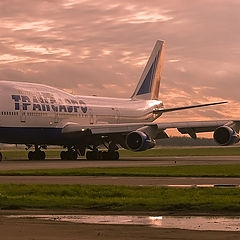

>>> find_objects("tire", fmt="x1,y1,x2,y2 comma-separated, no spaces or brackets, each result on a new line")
71,151,78,160
86,151,103,160
0,152,2,161
28,151,34,160
102,151,119,160
93,151,102,160
97,151,103,160
86,151,93,160
39,151,46,160
113,151,119,160
102,151,109,160
60,151,67,160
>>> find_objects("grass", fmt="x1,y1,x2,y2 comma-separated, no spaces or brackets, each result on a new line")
0,184,240,213
1,165,240,177
119,147,240,157
0,149,60,160
1,147,240,160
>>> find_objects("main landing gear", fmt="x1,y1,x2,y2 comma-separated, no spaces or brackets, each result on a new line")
60,146,81,160
28,145,46,160
60,149,78,160
86,142,120,160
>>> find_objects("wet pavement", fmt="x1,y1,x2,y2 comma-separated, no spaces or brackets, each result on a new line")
8,215,240,232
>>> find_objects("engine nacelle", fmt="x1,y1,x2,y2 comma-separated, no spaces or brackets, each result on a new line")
126,131,156,151
213,126,240,146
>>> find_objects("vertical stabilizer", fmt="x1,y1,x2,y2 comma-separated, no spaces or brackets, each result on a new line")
131,40,165,100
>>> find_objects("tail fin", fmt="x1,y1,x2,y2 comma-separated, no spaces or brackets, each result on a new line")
131,40,165,100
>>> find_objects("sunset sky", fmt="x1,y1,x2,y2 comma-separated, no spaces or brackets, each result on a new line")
0,0,239,129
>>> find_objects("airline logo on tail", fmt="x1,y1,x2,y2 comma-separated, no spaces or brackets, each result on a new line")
131,40,165,100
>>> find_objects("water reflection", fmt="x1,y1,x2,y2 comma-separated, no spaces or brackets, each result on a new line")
8,215,240,231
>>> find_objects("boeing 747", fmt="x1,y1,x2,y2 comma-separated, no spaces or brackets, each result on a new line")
0,40,239,160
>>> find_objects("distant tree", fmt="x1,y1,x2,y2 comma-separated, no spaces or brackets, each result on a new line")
157,136,217,147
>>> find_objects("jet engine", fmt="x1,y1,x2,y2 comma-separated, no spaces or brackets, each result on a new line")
213,126,240,146
126,131,156,151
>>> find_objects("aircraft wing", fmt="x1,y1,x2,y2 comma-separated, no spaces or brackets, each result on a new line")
155,120,240,139
62,122,148,136
62,120,240,139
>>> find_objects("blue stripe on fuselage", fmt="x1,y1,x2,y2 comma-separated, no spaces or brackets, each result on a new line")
0,127,69,145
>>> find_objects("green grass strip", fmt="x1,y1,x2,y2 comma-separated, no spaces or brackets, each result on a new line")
0,184,240,213
1,165,240,177
119,147,240,157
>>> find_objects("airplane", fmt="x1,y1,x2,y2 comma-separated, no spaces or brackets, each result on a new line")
0,40,239,161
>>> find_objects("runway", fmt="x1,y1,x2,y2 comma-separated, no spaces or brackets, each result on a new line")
0,175,240,186
0,156,240,170
0,156,240,187
1,156,240,240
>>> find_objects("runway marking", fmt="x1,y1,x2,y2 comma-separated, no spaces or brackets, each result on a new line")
166,184,239,188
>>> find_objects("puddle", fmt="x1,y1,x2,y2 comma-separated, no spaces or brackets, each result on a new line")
8,215,240,232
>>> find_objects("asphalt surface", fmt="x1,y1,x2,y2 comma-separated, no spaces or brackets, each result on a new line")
0,156,240,186
0,175,240,186
0,156,240,170
2,214,240,240
1,157,240,240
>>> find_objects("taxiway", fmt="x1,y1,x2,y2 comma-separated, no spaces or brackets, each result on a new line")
0,175,240,186
0,156,240,170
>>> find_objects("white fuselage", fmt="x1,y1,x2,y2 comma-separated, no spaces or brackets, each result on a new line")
0,81,163,140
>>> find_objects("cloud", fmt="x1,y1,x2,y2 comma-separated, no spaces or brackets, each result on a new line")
0,0,239,124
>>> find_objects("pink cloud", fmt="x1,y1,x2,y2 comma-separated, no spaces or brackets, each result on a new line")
0,0,239,125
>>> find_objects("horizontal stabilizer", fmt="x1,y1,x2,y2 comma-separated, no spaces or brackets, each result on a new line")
153,101,227,114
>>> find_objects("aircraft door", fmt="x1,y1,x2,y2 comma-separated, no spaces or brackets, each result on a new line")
19,104,26,123
89,109,94,124
54,111,59,123
115,109,120,123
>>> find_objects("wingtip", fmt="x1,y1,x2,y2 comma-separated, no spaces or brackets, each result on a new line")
217,101,228,105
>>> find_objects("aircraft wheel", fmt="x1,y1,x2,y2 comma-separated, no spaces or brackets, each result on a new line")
39,151,46,160
97,151,103,160
60,151,67,160
102,151,109,160
28,151,46,160
61,151,78,160
70,151,78,160
28,151,34,160
86,151,93,160
113,151,119,160
92,151,99,160
86,151,97,160
86,151,104,160
102,151,119,160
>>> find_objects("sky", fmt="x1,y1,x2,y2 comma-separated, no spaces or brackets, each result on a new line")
0,0,239,128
